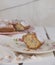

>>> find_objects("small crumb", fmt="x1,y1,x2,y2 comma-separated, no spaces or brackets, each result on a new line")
31,55,37,59
16,55,24,61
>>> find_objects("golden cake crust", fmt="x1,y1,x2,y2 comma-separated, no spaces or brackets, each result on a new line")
0,24,15,32
22,33,42,49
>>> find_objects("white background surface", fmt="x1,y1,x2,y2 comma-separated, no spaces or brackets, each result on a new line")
23,53,55,65
0,0,55,26
23,56,55,65
45,27,55,41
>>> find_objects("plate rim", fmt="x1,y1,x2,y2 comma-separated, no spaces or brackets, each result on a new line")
12,47,55,54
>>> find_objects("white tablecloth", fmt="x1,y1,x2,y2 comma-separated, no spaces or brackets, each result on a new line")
45,27,55,40
0,27,55,65
23,53,55,65
0,53,54,65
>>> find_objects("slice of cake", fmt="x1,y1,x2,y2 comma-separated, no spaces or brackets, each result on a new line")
12,22,30,31
0,23,15,32
22,33,42,49
14,23,25,31
8,20,30,31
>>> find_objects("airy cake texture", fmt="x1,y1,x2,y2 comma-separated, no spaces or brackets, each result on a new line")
14,23,25,31
22,33,42,49
13,22,30,31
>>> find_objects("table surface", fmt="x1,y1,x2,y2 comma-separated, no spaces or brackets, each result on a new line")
0,26,55,65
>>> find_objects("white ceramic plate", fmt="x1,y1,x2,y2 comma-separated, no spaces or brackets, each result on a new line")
0,35,55,54
10,39,55,54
